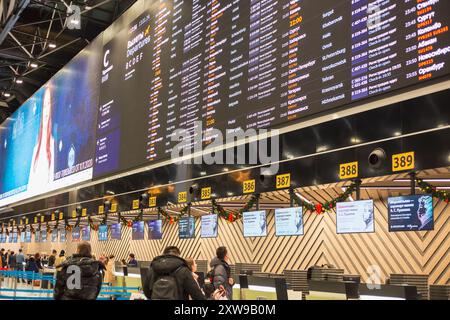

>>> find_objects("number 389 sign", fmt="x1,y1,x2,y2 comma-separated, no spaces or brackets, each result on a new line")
392,152,415,172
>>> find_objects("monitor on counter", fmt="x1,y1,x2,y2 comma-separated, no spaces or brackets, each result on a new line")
336,200,375,234
243,211,267,237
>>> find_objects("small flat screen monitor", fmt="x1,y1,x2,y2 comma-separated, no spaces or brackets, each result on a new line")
243,211,267,237
132,221,145,240
72,227,80,242
179,217,195,239
111,223,121,240
388,195,434,231
98,225,108,241
336,200,375,234
275,207,303,236
81,226,91,241
147,220,163,240
201,214,218,238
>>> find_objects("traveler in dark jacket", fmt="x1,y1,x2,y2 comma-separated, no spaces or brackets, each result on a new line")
8,251,16,268
26,254,43,273
210,246,234,300
143,246,206,300
54,242,103,300
48,250,57,267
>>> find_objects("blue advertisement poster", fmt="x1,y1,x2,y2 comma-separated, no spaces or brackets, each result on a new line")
179,217,195,239
388,195,434,231
72,227,80,242
51,229,58,242
275,207,304,236
98,225,108,241
201,215,218,238
60,229,66,242
25,230,31,243
132,221,145,240
81,226,91,241
111,223,121,240
41,229,47,243
147,220,163,240
243,211,267,237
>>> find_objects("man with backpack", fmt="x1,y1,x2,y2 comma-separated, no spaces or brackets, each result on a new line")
208,246,234,300
144,246,206,300
54,242,103,300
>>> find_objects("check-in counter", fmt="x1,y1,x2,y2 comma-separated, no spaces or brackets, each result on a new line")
358,283,418,300
306,280,358,300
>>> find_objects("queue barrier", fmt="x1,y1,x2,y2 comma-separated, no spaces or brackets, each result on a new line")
1,270,140,300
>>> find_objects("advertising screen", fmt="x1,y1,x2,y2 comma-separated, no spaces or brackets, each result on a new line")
201,214,218,238
243,211,267,237
34,230,41,243
98,225,108,241
132,221,145,240
20,231,25,243
275,207,303,236
41,229,47,243
12,232,18,243
72,227,81,242
51,229,58,242
25,230,31,243
388,195,434,232
0,38,101,207
179,217,195,239
81,226,91,241
59,229,66,242
111,223,121,240
147,220,163,240
336,200,375,234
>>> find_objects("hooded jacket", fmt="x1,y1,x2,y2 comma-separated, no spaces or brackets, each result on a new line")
53,254,103,300
210,257,232,299
143,255,206,300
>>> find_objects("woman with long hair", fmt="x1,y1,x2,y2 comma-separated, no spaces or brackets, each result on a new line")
28,86,55,194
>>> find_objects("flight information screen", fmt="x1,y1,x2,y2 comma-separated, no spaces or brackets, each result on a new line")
92,0,450,178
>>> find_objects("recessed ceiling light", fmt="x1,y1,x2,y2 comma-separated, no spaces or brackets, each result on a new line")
30,62,38,68
15,79,23,84
48,43,56,49
3,93,11,98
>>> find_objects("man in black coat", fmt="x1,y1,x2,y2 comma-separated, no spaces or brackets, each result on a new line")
54,242,103,300
144,246,206,300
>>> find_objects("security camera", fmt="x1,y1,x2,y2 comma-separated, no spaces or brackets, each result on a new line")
103,200,112,212
139,194,149,208
189,183,199,194
368,148,386,169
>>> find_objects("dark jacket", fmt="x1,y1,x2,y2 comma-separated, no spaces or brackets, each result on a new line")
53,254,103,300
210,257,232,299
48,255,56,267
8,254,16,268
143,255,206,300
25,257,40,273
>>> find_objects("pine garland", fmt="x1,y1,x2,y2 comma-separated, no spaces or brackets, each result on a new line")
416,178,449,203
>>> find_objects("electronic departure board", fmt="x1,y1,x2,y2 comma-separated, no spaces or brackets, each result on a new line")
1,0,450,206
92,0,450,178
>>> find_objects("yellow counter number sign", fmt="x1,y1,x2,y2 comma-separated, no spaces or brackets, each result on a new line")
276,173,291,189
59,212,64,220
339,161,358,180
201,187,211,200
111,203,118,212
132,200,140,210
243,179,256,194
392,152,415,172
149,196,157,207
178,191,187,203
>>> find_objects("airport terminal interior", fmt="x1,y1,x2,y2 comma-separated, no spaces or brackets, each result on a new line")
0,0,449,301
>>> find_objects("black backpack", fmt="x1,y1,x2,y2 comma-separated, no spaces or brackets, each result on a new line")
151,266,183,300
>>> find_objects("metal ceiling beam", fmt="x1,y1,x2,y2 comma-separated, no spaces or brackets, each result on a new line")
0,0,30,45
7,31,33,58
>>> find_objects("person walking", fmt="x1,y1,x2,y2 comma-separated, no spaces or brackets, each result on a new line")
143,246,206,300
104,255,116,285
53,242,103,300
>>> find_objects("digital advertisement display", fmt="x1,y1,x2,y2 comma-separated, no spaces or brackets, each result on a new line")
0,38,101,207
179,217,195,239
11,232,18,243
25,230,31,243
0,233,4,243
51,229,58,242
72,227,80,242
34,230,41,243
41,229,47,243
147,220,163,240
59,229,66,242
201,215,218,238
98,225,108,241
81,226,91,241
388,195,434,232
275,207,303,236
111,223,121,240
132,221,145,240
20,231,25,243
243,211,267,238
336,200,375,234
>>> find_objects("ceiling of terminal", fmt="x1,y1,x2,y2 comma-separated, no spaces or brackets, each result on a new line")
0,0,137,122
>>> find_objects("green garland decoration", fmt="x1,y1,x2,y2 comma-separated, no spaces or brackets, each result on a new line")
212,194,258,222
416,178,449,203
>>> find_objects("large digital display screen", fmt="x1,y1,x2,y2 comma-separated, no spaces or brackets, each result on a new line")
41,228,47,243
201,214,218,238
179,217,195,239
243,211,267,237
25,230,31,243
20,231,25,243
132,221,145,240
147,220,163,240
0,38,101,207
1,0,450,207
336,200,375,234
91,0,450,179
59,229,66,242
111,223,121,240
51,229,58,242
388,195,434,231
275,207,303,236
98,225,108,241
